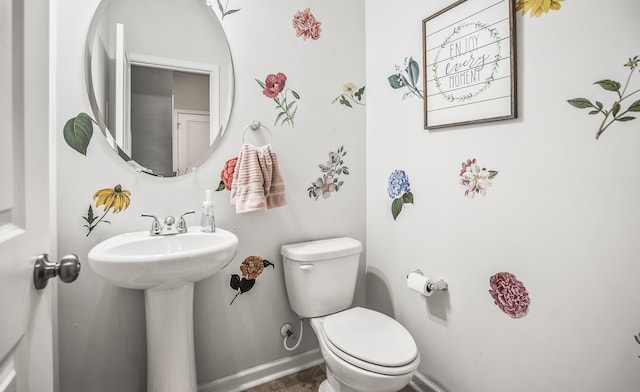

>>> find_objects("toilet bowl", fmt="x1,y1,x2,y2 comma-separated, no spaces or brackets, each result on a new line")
281,238,420,392
312,308,420,392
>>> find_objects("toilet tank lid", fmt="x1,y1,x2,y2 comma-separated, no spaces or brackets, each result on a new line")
281,237,362,262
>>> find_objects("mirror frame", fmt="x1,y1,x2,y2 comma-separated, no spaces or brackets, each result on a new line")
84,0,235,176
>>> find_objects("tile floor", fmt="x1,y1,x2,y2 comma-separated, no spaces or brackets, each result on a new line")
242,364,414,392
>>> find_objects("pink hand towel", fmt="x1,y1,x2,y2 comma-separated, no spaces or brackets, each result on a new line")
230,144,286,213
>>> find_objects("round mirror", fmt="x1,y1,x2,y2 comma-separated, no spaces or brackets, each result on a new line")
85,0,234,177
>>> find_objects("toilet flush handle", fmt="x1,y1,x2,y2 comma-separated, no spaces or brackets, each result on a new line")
298,264,314,271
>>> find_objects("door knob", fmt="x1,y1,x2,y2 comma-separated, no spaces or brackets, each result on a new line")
33,254,81,290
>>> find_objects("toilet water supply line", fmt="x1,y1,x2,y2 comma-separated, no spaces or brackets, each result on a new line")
283,317,304,351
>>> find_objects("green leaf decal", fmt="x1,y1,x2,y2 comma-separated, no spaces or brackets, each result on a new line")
612,102,621,117
263,260,275,268
388,74,406,89
628,99,640,112
567,98,594,109
407,57,420,86
402,192,414,204
391,198,404,221
616,116,636,122
230,274,240,290
238,278,255,293
594,79,621,92
63,113,94,156
488,170,499,179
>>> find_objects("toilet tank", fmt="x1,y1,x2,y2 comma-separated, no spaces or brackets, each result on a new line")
281,237,363,318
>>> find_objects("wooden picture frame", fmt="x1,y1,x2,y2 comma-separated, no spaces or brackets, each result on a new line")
422,0,517,129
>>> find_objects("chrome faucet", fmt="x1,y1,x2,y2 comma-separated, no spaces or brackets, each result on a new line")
142,210,195,236
141,214,162,235
177,210,195,233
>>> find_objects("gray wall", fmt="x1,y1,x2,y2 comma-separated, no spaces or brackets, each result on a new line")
365,0,640,391
56,0,365,391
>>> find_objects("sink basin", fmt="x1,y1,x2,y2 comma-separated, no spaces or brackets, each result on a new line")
88,227,238,290
87,227,239,392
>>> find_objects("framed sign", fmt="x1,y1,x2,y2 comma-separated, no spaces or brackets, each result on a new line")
422,0,517,129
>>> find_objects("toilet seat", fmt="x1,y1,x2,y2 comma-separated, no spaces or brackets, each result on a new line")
320,307,418,376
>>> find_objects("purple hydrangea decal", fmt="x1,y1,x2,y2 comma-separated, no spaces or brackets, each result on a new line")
388,170,413,220
488,272,530,319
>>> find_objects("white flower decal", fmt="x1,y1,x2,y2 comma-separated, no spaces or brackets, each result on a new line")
459,159,498,198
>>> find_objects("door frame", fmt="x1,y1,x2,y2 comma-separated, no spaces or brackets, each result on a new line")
0,0,56,391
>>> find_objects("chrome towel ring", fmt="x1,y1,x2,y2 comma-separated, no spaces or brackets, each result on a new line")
241,121,273,145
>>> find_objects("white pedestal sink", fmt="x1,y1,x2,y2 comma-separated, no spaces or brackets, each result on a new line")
88,227,239,392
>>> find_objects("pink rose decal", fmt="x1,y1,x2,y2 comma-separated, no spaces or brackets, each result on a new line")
262,73,287,99
488,272,530,319
293,8,321,40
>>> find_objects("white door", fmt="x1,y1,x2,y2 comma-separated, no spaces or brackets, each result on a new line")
0,0,55,390
175,112,210,174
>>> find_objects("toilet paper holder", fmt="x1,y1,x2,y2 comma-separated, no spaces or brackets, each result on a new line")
408,269,448,293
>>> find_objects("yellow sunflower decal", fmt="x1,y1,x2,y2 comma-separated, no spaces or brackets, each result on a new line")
84,184,132,236
93,184,131,213
515,0,564,17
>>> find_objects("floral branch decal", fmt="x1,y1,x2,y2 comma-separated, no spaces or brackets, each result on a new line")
332,82,365,108
388,57,424,100
515,0,563,17
635,333,640,358
256,73,301,127
83,184,131,237
205,0,240,20
229,256,275,305
216,156,237,191
459,159,498,198
567,56,640,140
308,146,349,200
293,8,321,41
63,112,95,156
489,272,530,319
388,170,413,220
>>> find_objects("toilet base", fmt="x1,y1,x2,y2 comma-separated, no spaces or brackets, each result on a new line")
319,379,333,392
320,365,408,392
318,367,359,392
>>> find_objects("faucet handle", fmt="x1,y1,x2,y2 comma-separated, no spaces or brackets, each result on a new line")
141,214,162,235
177,210,196,233
164,216,176,227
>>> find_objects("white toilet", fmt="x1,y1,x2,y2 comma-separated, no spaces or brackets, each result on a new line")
281,237,420,392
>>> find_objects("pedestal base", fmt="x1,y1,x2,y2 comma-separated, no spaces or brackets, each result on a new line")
145,283,197,392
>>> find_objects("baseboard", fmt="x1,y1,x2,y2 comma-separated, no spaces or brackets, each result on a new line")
198,349,324,392
409,371,445,392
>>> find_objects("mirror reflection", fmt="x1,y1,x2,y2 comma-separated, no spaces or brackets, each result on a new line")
86,0,234,177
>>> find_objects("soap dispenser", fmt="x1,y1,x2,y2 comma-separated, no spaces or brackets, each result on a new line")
200,189,215,232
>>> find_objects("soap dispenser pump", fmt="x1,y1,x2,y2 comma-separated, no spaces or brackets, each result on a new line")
200,189,215,232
